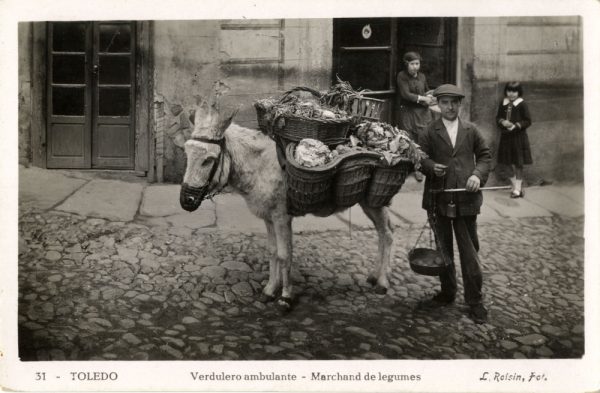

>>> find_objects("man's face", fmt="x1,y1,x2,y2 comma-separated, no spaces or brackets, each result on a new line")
437,96,461,121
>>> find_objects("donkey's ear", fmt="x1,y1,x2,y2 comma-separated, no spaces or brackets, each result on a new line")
188,109,196,125
216,107,239,136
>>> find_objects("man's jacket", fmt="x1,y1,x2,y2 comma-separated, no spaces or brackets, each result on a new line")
418,118,492,216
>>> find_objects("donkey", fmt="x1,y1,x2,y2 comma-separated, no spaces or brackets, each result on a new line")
180,90,395,310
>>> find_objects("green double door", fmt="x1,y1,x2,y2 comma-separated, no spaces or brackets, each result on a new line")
47,21,136,169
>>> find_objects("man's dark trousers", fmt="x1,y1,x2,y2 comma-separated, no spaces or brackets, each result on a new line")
431,214,483,305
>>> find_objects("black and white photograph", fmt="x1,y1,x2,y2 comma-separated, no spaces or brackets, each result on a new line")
2,0,599,392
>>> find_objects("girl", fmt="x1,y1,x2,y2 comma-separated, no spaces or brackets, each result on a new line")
396,51,434,182
496,82,533,198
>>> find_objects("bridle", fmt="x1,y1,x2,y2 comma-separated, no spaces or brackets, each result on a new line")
191,135,227,194
180,135,229,210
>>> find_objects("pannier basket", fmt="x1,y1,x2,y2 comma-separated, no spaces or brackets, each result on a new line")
285,143,339,213
334,151,381,207
254,86,325,136
273,114,350,149
365,158,413,207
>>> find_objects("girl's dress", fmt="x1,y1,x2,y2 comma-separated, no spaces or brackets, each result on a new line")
496,97,533,166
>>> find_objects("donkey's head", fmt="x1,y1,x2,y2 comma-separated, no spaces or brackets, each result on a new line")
180,82,237,212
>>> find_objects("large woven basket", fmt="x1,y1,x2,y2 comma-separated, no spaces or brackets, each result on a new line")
285,143,339,213
274,114,350,148
366,158,414,207
334,151,381,207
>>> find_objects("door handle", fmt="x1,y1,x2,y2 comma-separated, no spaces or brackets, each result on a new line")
92,64,99,74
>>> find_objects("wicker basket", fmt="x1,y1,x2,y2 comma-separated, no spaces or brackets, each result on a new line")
285,143,339,213
334,151,381,207
274,114,350,149
366,158,414,207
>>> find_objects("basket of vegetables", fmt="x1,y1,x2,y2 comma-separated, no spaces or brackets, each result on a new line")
254,86,351,148
321,77,385,123
351,121,426,207
285,139,340,213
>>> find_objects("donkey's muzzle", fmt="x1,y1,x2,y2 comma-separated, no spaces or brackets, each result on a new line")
180,183,207,212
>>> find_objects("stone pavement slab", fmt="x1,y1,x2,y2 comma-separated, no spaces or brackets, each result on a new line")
524,186,584,218
56,179,143,221
484,192,552,218
19,167,87,210
140,185,183,217
551,184,584,206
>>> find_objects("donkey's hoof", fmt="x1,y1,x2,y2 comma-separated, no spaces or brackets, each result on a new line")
373,285,388,295
258,293,277,303
276,296,293,313
366,275,378,287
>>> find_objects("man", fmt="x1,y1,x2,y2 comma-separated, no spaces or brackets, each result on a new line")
418,84,492,324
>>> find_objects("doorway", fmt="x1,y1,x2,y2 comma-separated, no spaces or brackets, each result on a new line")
332,17,457,124
46,21,136,169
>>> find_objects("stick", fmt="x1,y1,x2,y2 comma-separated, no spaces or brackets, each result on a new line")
432,186,512,193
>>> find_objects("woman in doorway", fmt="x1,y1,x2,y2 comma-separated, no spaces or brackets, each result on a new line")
396,51,435,181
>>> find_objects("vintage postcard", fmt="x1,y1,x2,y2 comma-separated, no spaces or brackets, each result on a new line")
1,0,599,392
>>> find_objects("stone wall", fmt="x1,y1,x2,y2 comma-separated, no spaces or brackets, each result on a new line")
18,22,33,166
152,19,333,183
468,16,583,184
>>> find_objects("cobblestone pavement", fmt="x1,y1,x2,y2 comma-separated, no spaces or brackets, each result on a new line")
18,208,584,361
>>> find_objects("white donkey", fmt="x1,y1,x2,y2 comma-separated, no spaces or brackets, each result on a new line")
180,90,394,310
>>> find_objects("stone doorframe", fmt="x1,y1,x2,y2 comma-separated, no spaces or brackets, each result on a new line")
30,21,154,179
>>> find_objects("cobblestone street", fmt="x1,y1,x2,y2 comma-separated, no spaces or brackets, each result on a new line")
18,207,584,361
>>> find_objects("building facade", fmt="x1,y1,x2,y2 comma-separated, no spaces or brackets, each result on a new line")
18,17,583,183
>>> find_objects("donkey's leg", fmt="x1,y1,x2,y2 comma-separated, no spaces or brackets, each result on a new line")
360,203,394,294
273,214,293,310
259,218,281,302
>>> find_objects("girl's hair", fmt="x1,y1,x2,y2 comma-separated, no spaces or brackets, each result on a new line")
504,81,524,97
403,51,422,63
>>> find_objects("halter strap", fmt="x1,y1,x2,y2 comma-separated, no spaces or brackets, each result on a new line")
190,135,227,195
191,136,225,147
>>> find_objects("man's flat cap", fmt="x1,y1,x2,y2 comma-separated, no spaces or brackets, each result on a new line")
433,84,465,98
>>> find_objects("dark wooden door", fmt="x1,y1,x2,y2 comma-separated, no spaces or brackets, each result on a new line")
47,21,135,169
333,18,457,125
396,17,457,89
332,18,397,123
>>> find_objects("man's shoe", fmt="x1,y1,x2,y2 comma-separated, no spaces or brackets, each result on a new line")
469,304,488,324
419,292,455,309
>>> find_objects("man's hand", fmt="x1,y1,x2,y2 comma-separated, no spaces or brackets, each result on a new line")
501,120,513,129
433,163,448,177
466,175,481,192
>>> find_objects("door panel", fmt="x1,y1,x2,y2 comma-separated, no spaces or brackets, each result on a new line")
46,21,135,169
396,17,457,89
46,22,91,168
93,21,135,169
49,124,85,157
